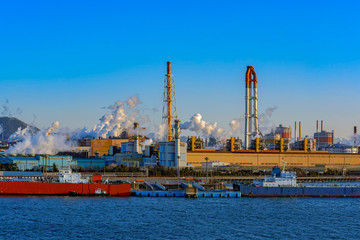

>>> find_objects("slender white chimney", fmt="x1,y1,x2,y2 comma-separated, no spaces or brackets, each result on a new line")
134,122,140,154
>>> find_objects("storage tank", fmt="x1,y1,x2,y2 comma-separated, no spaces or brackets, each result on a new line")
314,131,333,150
275,124,291,140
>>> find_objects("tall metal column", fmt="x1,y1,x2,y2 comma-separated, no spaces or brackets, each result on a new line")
162,61,178,141
244,66,258,149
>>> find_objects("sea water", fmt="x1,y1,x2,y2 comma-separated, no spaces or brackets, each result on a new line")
0,196,359,239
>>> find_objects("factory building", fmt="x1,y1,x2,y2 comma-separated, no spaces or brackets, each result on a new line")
264,131,281,150
111,123,158,167
142,146,158,167
112,143,158,167
0,155,110,171
0,155,73,171
91,138,129,157
159,141,187,167
187,151,360,170
113,140,143,167
314,131,334,150
187,136,204,150
226,137,242,151
159,120,187,167
74,158,106,169
314,120,334,150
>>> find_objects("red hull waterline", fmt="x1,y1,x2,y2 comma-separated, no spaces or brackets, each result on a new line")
0,181,131,196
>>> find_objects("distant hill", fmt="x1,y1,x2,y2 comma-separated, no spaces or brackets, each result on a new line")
0,117,39,141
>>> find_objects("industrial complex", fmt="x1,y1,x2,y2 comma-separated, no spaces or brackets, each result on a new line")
0,63,359,173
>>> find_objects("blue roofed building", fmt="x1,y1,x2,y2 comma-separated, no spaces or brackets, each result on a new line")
0,155,72,171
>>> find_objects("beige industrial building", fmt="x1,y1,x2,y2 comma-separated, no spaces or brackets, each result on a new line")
187,151,360,170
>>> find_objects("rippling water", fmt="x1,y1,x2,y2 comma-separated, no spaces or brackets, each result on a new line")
0,196,359,239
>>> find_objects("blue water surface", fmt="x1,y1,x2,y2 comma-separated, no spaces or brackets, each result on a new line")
0,196,359,240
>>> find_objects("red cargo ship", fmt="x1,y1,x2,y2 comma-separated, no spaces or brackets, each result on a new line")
0,169,131,196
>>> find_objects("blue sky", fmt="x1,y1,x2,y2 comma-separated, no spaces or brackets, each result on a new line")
0,0,359,138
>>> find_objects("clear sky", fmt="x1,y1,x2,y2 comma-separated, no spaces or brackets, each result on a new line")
0,0,359,139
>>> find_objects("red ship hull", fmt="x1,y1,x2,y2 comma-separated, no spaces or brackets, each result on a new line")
0,181,131,196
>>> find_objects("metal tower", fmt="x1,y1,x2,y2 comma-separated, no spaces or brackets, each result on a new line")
162,61,178,141
244,66,259,149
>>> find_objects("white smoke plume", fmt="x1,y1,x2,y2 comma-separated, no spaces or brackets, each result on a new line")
155,123,167,141
334,135,360,146
8,126,32,142
0,125,3,135
73,95,142,139
146,123,168,142
259,106,278,134
228,106,278,136
180,113,224,138
6,121,74,155
143,139,154,146
229,117,243,132
126,95,142,109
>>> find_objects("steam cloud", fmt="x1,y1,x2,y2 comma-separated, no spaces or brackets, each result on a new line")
258,106,278,134
73,95,142,139
334,135,360,146
6,95,144,154
6,121,73,155
228,106,278,136
229,117,243,132
180,113,224,138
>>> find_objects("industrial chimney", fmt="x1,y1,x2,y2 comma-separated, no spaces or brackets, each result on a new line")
162,61,178,142
354,126,357,147
244,66,259,149
134,122,140,154
321,120,323,132
174,119,181,168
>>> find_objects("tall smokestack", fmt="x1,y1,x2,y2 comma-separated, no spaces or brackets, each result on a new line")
244,66,258,149
321,120,323,132
134,122,140,154
299,121,302,140
354,126,357,147
316,120,319,133
162,61,177,142
167,62,172,141
174,119,181,167
295,121,297,141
